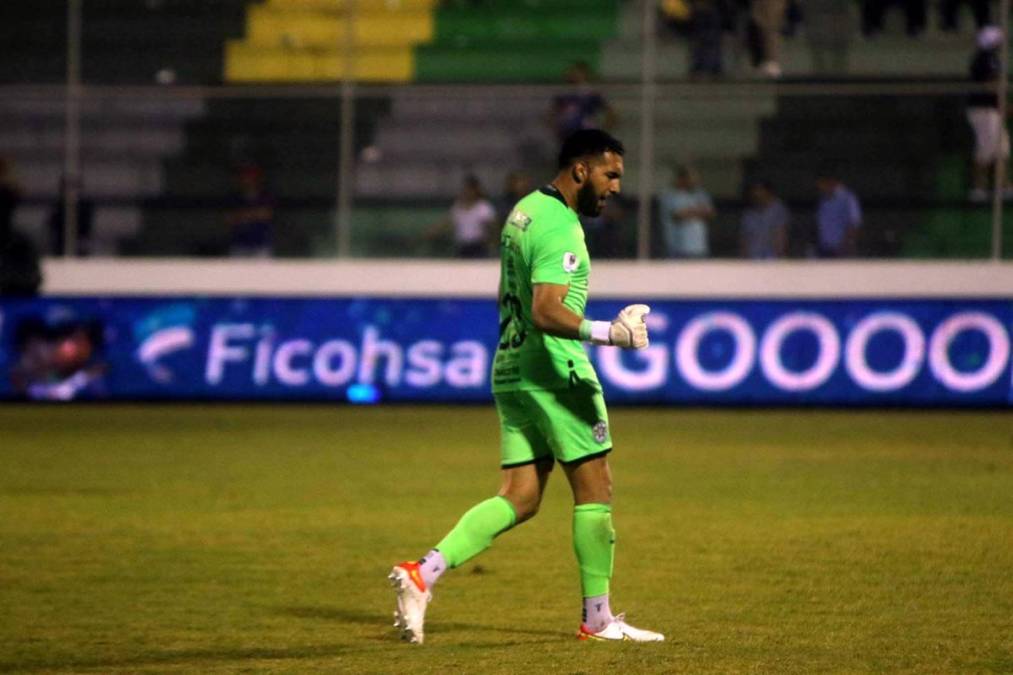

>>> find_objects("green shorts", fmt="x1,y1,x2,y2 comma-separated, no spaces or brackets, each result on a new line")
494,381,612,469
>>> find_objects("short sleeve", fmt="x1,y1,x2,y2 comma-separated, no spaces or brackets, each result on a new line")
530,224,584,286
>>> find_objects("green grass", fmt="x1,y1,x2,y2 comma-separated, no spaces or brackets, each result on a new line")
1,405,1012,673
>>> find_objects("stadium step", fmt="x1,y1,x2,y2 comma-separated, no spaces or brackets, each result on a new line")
225,0,437,82
225,0,620,83
0,0,248,85
133,95,389,256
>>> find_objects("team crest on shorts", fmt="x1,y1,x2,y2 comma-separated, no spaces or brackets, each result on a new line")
592,421,608,443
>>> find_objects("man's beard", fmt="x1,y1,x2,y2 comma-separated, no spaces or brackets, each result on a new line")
576,181,603,217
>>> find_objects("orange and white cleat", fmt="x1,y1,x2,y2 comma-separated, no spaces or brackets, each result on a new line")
388,561,431,644
578,613,664,642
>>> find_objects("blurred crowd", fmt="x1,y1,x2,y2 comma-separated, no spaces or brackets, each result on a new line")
424,21,1008,262
661,0,996,79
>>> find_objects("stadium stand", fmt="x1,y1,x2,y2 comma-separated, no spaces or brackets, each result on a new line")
0,95,207,255
226,0,437,82
1,0,1003,257
128,96,389,257
738,94,1012,259
741,94,971,257
603,0,984,79
414,0,618,82
907,155,1013,257
356,90,551,199
225,0,618,83
1,0,249,253
0,1,248,85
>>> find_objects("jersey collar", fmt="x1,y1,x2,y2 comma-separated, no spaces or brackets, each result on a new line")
539,184,569,209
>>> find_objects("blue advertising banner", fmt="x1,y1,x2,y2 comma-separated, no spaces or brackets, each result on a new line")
0,296,1010,405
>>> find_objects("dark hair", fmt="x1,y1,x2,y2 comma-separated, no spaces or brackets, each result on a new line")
557,129,625,169
748,178,773,192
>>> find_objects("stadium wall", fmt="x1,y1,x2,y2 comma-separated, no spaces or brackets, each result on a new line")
2,260,1010,406
39,259,1013,298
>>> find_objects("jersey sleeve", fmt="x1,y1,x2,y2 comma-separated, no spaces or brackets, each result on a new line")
530,220,584,286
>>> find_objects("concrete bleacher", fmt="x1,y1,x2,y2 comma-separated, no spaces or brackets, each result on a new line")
0,95,207,255
613,92,778,201
1,0,247,254
226,0,436,82
415,0,618,82
130,96,389,257
356,91,553,202
1,1,248,85
743,94,971,257
226,0,619,83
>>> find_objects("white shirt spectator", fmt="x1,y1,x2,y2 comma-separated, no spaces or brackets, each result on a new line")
451,199,496,246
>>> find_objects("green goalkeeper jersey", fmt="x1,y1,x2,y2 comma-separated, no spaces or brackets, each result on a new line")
491,186,600,392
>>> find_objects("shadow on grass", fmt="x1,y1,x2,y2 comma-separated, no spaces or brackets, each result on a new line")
0,644,354,674
279,605,570,641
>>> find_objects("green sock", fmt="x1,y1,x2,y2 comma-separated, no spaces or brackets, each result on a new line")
572,503,615,597
435,496,517,568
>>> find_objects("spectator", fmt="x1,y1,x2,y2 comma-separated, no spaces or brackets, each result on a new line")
47,176,94,256
429,175,497,258
740,180,789,259
750,0,787,77
659,165,715,259
0,159,18,234
225,164,275,257
688,0,730,79
0,159,41,296
815,171,862,258
496,170,534,225
549,61,617,143
660,0,693,35
862,0,926,37
965,26,1012,203
940,0,990,32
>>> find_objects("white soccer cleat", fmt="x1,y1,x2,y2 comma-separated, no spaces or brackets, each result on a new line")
578,613,665,642
388,561,431,644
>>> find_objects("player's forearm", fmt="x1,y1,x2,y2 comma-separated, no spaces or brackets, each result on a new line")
531,302,584,340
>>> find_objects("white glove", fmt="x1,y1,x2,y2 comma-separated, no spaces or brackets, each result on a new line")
582,304,651,349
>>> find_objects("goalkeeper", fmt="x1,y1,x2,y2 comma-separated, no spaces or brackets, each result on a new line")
390,129,663,644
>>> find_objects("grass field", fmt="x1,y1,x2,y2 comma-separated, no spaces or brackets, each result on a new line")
1,405,1011,674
